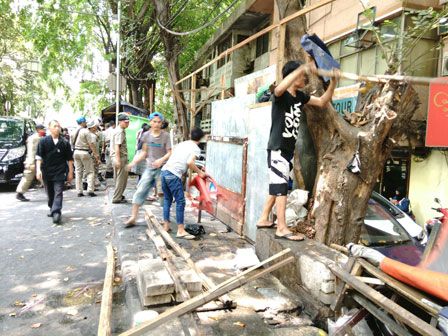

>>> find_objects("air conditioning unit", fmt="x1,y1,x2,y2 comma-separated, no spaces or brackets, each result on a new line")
442,52,448,77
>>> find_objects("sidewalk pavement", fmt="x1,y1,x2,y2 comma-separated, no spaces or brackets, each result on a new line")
107,176,322,336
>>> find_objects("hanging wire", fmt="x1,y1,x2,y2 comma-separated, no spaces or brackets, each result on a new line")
156,0,240,36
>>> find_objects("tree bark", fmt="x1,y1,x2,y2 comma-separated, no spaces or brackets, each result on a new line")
153,0,189,142
276,0,421,245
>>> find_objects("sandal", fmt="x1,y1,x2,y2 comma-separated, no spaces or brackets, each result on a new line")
274,233,304,241
176,233,195,240
256,222,276,229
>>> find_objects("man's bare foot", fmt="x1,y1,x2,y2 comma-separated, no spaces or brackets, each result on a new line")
163,221,171,232
124,219,136,228
256,219,276,229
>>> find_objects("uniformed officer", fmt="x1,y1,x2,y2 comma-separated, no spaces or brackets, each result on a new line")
73,120,101,197
70,116,87,150
110,115,129,203
103,120,116,178
88,120,102,187
16,124,46,201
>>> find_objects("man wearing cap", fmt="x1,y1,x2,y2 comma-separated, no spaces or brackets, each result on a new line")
73,120,101,197
89,121,103,186
70,116,87,150
103,120,116,178
124,112,172,227
16,124,46,201
110,114,130,203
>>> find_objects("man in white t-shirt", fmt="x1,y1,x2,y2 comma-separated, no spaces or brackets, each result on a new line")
161,127,205,239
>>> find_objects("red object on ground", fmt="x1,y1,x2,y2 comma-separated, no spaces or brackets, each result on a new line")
380,257,448,301
188,174,223,215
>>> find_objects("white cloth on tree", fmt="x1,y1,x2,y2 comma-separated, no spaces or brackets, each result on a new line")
346,243,386,266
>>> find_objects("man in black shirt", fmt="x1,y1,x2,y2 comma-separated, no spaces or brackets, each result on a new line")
257,61,337,241
36,120,74,224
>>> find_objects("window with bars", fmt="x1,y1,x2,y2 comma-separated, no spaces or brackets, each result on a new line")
256,33,269,58
217,35,232,68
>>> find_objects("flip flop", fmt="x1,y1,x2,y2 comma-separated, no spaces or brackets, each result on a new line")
274,233,304,241
256,222,276,229
176,233,195,240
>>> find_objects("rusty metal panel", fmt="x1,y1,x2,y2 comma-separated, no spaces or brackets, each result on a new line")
245,103,271,241
210,95,255,137
206,141,243,194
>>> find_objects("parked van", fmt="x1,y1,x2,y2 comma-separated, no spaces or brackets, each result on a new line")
0,117,36,183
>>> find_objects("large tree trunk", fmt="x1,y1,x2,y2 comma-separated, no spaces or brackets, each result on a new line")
276,0,420,245
153,0,189,142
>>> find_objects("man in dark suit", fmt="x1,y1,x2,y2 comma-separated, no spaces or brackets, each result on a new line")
36,120,74,224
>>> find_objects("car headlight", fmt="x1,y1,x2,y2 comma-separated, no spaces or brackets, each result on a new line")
2,146,25,162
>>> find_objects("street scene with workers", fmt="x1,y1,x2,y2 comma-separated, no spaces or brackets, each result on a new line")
1,0,448,335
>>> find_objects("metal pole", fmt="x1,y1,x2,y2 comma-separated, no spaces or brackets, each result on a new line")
115,0,121,125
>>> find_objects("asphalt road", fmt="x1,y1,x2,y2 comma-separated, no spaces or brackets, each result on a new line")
0,182,128,335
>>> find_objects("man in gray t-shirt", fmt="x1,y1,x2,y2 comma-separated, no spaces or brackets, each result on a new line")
125,112,172,227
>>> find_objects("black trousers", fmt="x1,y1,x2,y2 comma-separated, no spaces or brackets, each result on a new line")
44,180,64,215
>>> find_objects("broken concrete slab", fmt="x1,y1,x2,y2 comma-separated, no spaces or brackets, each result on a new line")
136,271,173,306
172,257,202,292
138,258,175,296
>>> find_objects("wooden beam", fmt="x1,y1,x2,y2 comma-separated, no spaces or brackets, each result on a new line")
276,23,286,85
315,68,448,85
356,258,439,317
329,263,442,336
144,218,199,334
193,87,218,117
353,294,413,336
174,87,226,93
330,258,362,312
355,276,385,286
176,0,336,85
119,254,294,336
143,206,232,306
332,308,368,336
97,244,115,336
190,74,196,128
171,89,196,115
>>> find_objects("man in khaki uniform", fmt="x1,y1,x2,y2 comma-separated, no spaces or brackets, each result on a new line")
88,121,102,186
70,116,87,149
110,114,129,203
73,120,101,197
16,124,46,202
103,120,116,177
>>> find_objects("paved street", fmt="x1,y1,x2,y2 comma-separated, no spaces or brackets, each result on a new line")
0,183,128,335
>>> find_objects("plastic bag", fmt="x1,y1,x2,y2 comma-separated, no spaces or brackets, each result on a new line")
185,224,206,236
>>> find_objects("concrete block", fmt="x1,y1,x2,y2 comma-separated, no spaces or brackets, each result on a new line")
138,258,175,296
319,290,334,305
172,257,202,292
137,271,173,306
175,290,202,302
299,254,334,297
320,280,335,294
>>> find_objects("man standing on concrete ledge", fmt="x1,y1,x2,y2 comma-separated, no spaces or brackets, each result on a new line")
110,114,130,203
36,120,74,224
124,112,172,228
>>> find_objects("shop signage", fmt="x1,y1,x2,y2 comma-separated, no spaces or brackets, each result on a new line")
426,78,448,147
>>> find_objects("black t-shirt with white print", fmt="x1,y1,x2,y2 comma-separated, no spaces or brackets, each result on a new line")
267,90,310,159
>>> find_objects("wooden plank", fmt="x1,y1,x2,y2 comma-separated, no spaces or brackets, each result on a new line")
119,254,295,336
355,276,385,286
145,218,199,334
329,263,442,336
276,23,286,85
171,89,196,115
330,258,362,312
190,74,196,127
97,244,115,336
333,308,368,336
357,258,439,317
353,294,413,336
144,206,234,305
193,87,218,117
176,0,336,85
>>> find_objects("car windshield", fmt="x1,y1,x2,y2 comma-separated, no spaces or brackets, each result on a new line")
0,120,23,141
372,192,402,217
360,199,411,246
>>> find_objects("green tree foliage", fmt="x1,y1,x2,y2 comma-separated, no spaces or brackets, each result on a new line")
0,0,48,117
